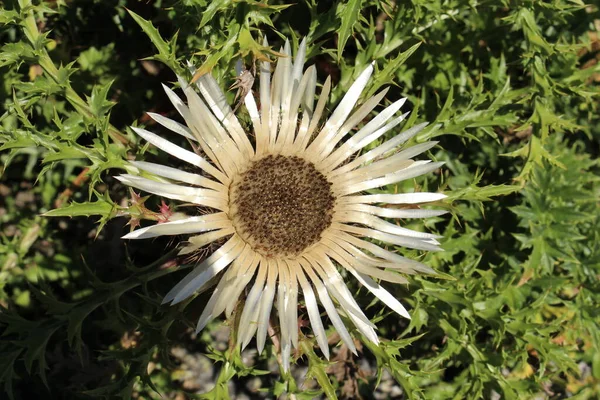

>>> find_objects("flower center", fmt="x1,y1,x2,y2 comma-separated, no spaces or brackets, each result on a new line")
229,155,335,257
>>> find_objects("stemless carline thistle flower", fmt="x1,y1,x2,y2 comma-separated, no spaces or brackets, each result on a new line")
118,38,446,371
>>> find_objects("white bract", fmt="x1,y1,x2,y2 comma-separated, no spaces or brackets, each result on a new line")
120,37,446,372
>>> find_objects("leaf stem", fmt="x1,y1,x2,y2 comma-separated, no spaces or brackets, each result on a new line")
19,0,130,147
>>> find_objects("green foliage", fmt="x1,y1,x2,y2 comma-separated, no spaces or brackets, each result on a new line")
0,0,599,399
